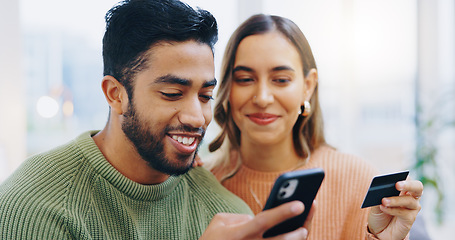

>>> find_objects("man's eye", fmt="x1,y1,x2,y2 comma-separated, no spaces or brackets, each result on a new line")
200,95,214,103
160,92,182,99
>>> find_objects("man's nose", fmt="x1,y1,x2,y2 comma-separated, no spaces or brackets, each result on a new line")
178,98,206,128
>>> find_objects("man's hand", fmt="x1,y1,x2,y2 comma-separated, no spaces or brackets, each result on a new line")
368,179,423,240
200,201,313,240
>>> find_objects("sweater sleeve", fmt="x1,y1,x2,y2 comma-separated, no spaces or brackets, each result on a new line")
0,137,86,240
365,228,410,240
0,201,72,240
0,158,73,239
366,230,380,240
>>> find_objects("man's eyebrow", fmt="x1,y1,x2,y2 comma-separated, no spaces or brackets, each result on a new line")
154,74,216,88
154,74,191,86
203,78,217,88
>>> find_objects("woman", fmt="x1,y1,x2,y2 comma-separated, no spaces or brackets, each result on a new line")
206,14,423,239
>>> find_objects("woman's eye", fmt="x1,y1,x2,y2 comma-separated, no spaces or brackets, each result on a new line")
234,78,254,84
273,78,290,84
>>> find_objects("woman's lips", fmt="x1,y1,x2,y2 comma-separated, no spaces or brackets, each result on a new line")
247,113,278,125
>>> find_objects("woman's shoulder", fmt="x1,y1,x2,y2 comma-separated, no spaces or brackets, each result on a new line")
311,145,378,175
310,146,379,194
205,149,241,182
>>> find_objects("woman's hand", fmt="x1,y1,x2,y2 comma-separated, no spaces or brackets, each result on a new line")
367,179,423,240
192,154,204,168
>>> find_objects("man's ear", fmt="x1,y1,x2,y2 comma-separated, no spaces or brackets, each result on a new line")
101,75,128,115
302,68,318,103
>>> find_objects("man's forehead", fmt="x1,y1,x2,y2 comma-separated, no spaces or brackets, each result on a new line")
148,40,213,56
136,40,215,88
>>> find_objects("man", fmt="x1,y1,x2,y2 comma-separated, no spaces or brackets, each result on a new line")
0,0,309,239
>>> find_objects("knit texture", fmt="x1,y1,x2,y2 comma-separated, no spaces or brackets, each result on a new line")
214,146,381,240
0,131,252,240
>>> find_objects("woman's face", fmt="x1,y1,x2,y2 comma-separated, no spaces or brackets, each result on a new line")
229,31,314,147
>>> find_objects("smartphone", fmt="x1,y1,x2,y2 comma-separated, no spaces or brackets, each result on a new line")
262,168,325,238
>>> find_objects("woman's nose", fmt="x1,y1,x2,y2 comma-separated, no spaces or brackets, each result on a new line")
252,83,274,108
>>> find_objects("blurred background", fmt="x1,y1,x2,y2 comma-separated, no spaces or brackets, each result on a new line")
0,0,453,238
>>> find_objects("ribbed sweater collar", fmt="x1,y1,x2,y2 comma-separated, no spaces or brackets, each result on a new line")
237,164,286,183
74,130,182,202
235,151,322,183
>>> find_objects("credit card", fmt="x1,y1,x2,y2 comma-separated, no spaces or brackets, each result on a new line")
361,170,409,208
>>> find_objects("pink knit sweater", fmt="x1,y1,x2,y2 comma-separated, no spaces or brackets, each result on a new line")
213,146,393,239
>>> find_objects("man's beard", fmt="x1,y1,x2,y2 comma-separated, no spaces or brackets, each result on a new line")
121,101,204,176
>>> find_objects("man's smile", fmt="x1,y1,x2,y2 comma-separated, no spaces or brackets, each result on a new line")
167,133,201,154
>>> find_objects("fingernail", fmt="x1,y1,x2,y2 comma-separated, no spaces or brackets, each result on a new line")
301,228,308,238
291,202,304,213
396,181,405,191
383,198,390,206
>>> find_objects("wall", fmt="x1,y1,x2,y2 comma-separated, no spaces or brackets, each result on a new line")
0,0,27,182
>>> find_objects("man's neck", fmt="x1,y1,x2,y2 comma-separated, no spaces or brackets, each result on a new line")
92,125,170,185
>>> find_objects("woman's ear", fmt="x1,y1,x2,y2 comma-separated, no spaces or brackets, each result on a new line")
302,68,318,103
101,75,128,115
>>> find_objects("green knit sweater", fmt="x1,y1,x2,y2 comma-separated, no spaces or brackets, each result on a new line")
0,131,252,239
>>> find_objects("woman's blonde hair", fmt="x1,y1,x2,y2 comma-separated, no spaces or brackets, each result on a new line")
207,14,326,174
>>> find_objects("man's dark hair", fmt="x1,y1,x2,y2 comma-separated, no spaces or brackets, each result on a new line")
102,0,218,97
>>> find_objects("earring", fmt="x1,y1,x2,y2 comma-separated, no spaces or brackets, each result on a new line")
301,101,311,117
